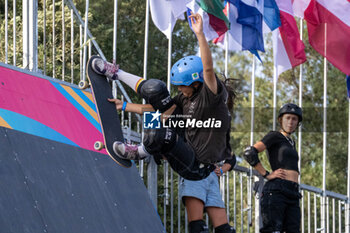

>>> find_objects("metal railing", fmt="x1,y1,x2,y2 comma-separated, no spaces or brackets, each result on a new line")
133,161,348,233
1,1,349,233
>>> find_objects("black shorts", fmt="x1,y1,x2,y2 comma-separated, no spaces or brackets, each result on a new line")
260,178,301,233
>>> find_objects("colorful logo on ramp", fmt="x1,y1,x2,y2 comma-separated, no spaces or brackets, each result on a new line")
143,110,161,129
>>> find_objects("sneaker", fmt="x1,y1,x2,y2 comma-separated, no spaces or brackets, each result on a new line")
113,141,140,160
91,57,119,81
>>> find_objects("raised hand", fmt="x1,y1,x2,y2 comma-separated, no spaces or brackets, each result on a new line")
188,12,203,35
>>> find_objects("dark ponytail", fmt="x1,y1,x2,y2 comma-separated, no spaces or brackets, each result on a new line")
221,74,237,115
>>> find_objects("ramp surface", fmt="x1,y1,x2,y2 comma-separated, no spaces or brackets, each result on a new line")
0,65,103,151
0,127,164,233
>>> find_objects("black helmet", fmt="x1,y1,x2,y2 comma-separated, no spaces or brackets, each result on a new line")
278,103,302,122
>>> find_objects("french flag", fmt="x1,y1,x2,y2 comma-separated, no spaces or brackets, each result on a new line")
274,0,306,76
294,0,350,75
213,0,265,54
186,0,229,41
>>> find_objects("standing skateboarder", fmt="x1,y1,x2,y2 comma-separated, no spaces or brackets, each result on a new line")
243,103,303,233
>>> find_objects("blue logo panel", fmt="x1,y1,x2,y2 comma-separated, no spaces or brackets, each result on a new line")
143,111,161,129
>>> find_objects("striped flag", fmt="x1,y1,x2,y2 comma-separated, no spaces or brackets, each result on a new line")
228,0,265,53
186,0,229,41
293,0,350,75
273,0,306,76
213,0,265,56
197,0,230,26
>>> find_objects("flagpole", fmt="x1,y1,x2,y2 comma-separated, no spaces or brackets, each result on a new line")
224,3,229,78
298,18,304,233
143,0,158,207
321,22,327,233
143,1,150,81
272,29,278,131
223,2,230,222
112,0,118,98
163,18,173,233
224,37,228,78
113,0,117,64
273,60,277,131
298,18,303,182
82,0,89,83
347,79,350,233
167,27,172,91
248,55,256,233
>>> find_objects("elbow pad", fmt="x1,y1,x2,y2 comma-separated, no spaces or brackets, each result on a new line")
137,79,174,113
243,146,260,167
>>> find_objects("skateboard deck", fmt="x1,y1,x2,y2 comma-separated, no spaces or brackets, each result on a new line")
85,55,132,168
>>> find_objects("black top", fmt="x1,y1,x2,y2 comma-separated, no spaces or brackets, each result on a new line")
261,131,299,173
173,77,232,164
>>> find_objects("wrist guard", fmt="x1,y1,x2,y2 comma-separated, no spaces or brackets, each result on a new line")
224,155,236,171
262,170,270,178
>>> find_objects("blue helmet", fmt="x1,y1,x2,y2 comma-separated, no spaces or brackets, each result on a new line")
170,55,204,86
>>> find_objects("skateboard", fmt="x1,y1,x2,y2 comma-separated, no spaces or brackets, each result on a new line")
80,55,132,168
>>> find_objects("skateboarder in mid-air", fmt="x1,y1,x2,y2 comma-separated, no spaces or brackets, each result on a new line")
91,12,235,176
91,13,236,233
91,12,235,179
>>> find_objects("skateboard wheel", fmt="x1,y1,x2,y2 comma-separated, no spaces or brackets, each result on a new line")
94,141,105,151
79,80,89,89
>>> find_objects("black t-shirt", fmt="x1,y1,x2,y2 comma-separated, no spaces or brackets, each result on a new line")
173,77,231,164
261,131,299,173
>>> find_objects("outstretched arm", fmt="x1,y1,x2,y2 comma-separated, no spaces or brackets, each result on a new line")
189,12,217,94
108,98,153,115
108,98,177,121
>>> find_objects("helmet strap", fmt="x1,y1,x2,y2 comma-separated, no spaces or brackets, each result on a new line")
280,126,294,135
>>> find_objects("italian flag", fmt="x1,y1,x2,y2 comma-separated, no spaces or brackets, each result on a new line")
186,0,229,41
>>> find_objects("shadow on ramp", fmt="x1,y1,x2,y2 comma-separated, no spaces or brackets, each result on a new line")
0,127,164,233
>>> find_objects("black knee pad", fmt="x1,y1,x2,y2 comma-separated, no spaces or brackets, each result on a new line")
143,128,212,180
215,223,236,233
143,128,176,154
137,79,174,112
188,220,209,233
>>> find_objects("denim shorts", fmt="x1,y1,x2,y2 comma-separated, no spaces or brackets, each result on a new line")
179,172,225,208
